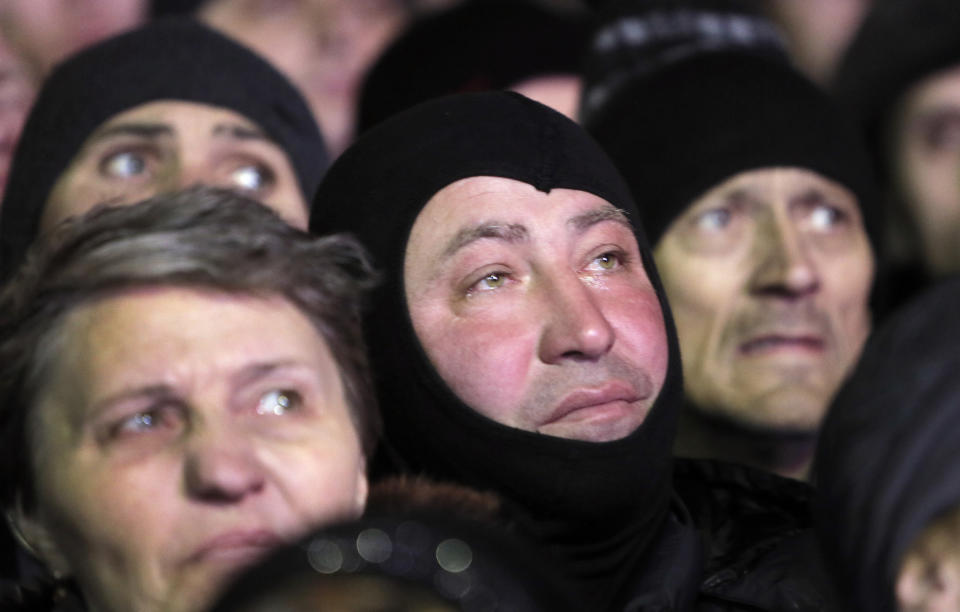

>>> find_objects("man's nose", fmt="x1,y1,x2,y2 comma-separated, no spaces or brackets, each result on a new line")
167,160,212,193
750,219,820,299
537,272,615,363
183,425,266,504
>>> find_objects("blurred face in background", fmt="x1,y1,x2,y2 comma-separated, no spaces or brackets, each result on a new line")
200,0,414,157
509,74,582,121
897,505,960,612
655,167,873,433
44,101,309,231
18,288,368,612
0,0,146,79
891,63,960,276
0,31,35,202
765,0,872,84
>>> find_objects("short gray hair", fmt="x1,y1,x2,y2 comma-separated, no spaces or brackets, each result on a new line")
0,186,380,509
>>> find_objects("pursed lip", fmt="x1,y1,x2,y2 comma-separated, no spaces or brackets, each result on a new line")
187,529,282,565
546,381,645,425
738,333,825,356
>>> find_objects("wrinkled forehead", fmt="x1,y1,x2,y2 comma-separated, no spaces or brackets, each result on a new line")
685,166,863,211
37,287,339,410
403,175,639,272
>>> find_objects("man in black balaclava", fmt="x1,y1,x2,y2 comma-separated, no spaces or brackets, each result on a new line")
0,17,328,280
582,0,878,480
310,91,840,611
815,277,960,612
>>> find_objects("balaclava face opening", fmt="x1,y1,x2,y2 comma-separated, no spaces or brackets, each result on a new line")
310,91,685,608
0,17,327,279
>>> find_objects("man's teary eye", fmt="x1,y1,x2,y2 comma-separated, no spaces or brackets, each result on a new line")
695,208,732,231
230,163,275,193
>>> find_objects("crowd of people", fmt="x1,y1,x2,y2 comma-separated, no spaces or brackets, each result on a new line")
0,0,958,611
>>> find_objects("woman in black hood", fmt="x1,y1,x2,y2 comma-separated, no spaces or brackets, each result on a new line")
310,91,840,611
816,276,960,612
0,18,328,280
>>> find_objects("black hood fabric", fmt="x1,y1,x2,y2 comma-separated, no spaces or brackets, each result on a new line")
0,18,327,279
814,276,960,612
584,50,880,253
149,0,208,17
310,91,685,609
356,0,588,135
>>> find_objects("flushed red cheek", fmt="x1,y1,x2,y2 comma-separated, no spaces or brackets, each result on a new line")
612,293,669,382
429,320,538,420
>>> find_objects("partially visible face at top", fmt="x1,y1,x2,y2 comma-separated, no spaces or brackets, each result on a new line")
655,167,873,431
0,30,35,201
897,504,960,612
404,176,669,443
43,100,309,231
766,0,872,83
201,0,412,156
20,287,367,612
509,74,582,122
891,62,960,276
0,0,146,78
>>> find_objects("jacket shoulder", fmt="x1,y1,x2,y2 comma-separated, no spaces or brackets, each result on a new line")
673,458,843,612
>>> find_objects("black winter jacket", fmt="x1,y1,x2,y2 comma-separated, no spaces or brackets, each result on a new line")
672,459,842,612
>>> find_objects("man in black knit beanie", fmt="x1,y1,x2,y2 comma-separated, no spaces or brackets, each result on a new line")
582,0,878,480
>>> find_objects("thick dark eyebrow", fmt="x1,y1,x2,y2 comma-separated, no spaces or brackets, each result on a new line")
789,187,858,215
89,122,174,142
91,361,309,415
724,188,756,205
212,123,269,141
691,188,757,215
568,206,633,233
232,360,307,388
791,188,829,206
442,222,528,258
91,384,177,418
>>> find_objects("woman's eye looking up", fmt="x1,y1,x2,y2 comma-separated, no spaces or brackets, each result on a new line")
102,151,147,178
231,164,273,192
257,389,297,416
